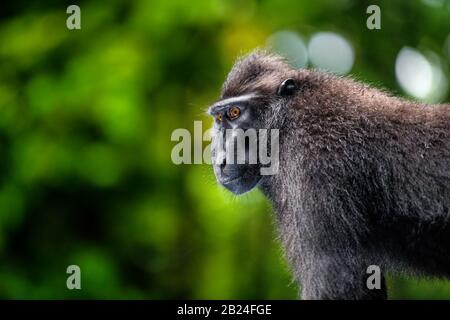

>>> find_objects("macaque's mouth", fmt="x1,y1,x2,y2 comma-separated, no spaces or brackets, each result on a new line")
220,175,242,184
218,173,262,195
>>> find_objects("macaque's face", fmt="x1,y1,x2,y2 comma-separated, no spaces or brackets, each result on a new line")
208,78,296,194
208,94,267,194
206,51,305,195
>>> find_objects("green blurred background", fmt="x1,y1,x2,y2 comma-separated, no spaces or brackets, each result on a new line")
0,0,449,299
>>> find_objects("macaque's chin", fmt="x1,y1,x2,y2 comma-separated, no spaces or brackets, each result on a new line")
220,175,261,195
214,165,262,195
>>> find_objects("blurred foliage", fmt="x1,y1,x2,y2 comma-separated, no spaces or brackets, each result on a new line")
0,0,449,299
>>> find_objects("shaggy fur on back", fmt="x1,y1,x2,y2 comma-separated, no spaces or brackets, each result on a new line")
221,51,450,299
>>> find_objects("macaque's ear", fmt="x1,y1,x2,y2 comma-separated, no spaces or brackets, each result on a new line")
277,78,298,96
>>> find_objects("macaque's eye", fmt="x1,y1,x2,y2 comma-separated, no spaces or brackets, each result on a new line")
215,113,222,123
227,106,241,120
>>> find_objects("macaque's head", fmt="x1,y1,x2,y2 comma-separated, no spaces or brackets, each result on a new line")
208,51,308,194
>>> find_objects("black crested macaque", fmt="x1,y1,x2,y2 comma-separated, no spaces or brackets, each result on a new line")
207,50,450,300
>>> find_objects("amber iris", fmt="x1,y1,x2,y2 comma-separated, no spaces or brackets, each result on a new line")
227,106,241,120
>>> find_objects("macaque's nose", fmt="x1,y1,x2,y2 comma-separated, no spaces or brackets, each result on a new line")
220,161,227,173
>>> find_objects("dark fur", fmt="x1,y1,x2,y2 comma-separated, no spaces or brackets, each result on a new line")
218,50,450,299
